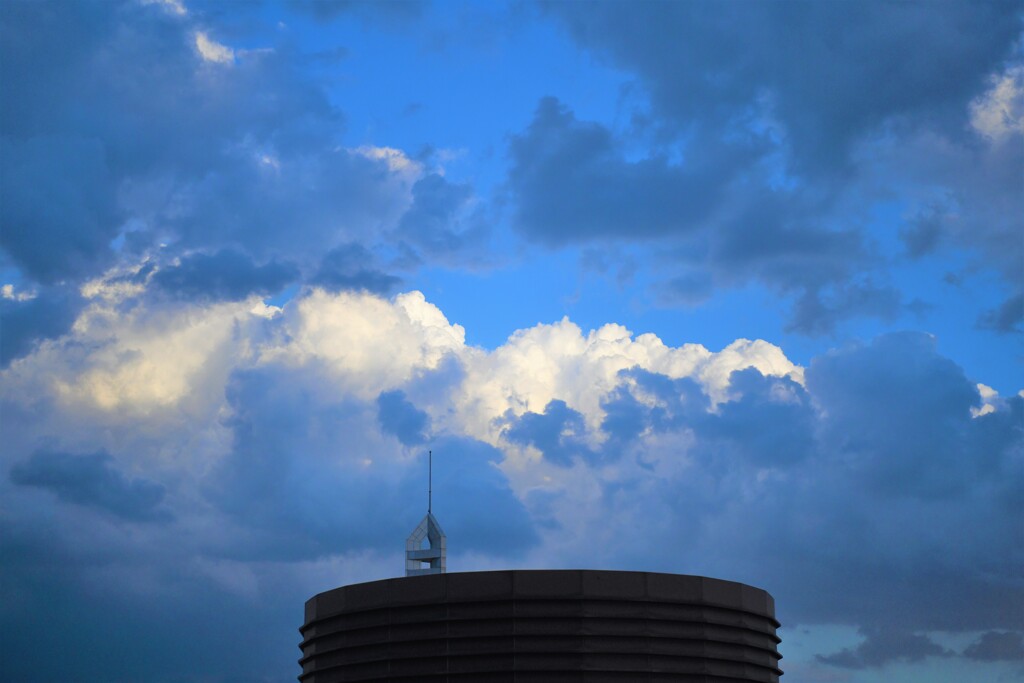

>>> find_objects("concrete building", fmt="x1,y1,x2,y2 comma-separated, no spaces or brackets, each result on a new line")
299,569,783,682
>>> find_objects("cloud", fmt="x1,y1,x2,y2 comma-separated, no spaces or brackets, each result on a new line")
310,243,402,295
977,292,1024,334
504,98,900,333
151,249,298,303
971,65,1024,143
0,285,84,367
480,329,1021,637
543,1,1021,173
526,4,1024,332
204,361,536,562
0,290,268,416
193,31,234,64
377,389,429,446
0,288,1020,681
206,366,412,561
880,102,1024,315
2,2,1019,680
0,0,426,292
154,143,418,266
503,399,594,467
806,332,1011,498
786,282,903,336
817,626,952,669
506,97,755,245
0,135,120,283
964,631,1024,662
427,435,539,556
393,172,486,262
900,204,950,258
10,450,171,522
452,317,803,451
266,289,466,398
693,368,815,467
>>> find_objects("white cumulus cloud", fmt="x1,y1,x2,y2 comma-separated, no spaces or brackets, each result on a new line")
970,64,1024,143
194,31,234,65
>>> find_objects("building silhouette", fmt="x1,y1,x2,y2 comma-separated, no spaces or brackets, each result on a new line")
299,569,783,682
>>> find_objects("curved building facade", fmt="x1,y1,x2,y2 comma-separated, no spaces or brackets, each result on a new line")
299,570,782,682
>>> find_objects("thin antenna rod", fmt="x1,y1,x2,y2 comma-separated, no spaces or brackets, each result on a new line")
428,450,432,514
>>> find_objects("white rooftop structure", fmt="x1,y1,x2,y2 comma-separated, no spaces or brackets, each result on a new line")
405,511,446,576
405,450,446,576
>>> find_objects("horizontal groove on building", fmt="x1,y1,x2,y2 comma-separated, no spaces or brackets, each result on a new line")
300,570,782,682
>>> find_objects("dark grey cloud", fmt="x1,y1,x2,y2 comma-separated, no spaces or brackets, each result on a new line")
427,435,539,556
0,286,84,367
394,173,486,261
9,450,170,522
817,626,952,669
787,282,903,336
600,367,817,468
701,189,865,292
503,398,595,467
900,205,950,259
151,249,297,303
311,243,402,295
759,337,1020,636
156,144,409,265
377,389,429,446
806,332,999,499
695,368,815,467
0,0,420,293
977,292,1024,334
0,1,277,279
0,135,120,283
599,368,708,441
599,384,652,446
505,98,907,333
209,366,397,560
208,363,537,561
520,3,1024,333
964,631,1024,662
507,97,758,245
654,271,715,307
0,511,302,683
884,123,1024,342
543,1,1021,173
894,89,1024,293
518,333,1022,646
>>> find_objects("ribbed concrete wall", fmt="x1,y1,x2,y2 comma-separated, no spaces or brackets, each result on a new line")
299,570,783,682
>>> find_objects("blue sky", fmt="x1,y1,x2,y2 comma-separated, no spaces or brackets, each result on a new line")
1,1,1022,682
